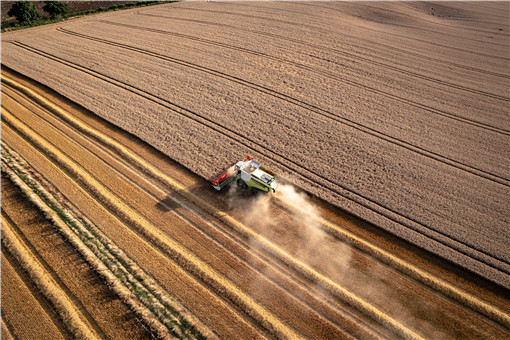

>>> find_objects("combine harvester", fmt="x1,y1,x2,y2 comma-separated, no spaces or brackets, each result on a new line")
211,156,277,193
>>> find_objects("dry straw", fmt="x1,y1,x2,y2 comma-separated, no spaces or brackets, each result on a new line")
2,145,212,339
1,216,98,340
3,144,213,338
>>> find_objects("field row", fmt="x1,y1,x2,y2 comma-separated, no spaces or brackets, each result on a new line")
1,174,153,339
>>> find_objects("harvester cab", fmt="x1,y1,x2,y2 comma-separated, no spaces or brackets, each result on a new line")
211,156,276,193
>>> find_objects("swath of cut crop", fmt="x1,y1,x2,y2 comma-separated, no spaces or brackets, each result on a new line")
1,216,98,340
1,144,213,340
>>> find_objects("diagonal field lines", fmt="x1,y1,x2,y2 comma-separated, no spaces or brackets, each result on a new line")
7,42,510,281
2,74,430,339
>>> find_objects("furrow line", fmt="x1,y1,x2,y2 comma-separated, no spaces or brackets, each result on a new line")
1,107,302,340
2,74,423,339
134,12,510,80
7,44,509,275
56,27,510,186
100,20,510,130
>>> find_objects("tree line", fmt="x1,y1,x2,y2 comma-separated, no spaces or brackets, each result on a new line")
3,1,167,31
8,1,68,25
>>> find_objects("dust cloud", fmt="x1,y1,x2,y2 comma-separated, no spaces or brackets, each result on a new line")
230,182,352,279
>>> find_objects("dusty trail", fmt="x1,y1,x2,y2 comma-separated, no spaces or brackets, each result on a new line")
2,68,509,338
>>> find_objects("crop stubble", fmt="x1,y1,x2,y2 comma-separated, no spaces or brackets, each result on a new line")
1,2,508,288
1,177,153,339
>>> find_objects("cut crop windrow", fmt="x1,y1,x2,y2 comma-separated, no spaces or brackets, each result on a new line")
1,108,300,339
5,80,399,338
1,144,212,339
2,81,385,338
1,214,99,340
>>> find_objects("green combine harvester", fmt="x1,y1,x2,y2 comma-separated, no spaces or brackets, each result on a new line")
210,156,277,193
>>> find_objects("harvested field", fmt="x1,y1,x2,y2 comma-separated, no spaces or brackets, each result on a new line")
1,1,509,338
1,176,153,339
1,66,509,338
1,1,509,289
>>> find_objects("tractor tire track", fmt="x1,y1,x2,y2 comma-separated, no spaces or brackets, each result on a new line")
9,41,510,280
102,19,510,114
85,21,510,106
55,27,510,187
152,5,510,61
134,11,510,81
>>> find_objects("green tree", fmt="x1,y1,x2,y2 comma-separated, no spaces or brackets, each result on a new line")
43,1,68,19
7,1,40,25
